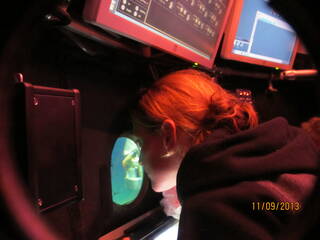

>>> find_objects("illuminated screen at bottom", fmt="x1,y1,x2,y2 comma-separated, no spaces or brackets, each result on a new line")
153,221,179,240
111,136,144,205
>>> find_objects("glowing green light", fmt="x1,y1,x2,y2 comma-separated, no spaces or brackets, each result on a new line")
111,137,144,205
275,67,280,70
193,62,199,67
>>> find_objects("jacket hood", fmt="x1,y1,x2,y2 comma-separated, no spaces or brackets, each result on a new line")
177,117,320,201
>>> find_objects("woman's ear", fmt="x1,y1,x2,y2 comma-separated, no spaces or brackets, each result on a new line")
160,119,177,154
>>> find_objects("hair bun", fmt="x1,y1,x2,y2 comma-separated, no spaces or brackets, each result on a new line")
201,93,254,133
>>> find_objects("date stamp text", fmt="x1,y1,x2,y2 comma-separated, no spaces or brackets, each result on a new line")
252,201,301,212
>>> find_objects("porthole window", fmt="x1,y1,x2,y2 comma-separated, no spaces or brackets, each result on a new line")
111,136,144,205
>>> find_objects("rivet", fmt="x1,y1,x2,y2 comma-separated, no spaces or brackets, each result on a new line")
33,97,39,106
37,198,43,207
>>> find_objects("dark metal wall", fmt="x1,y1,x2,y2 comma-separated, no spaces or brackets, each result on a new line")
1,5,162,239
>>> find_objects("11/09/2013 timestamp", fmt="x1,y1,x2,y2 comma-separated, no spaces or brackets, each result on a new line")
252,201,301,211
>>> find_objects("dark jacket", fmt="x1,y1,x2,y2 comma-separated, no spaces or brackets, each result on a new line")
177,117,320,240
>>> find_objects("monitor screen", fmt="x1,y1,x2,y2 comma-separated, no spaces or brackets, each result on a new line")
220,0,299,69
153,221,179,240
83,0,233,68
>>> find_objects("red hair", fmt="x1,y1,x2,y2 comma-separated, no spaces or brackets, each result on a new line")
132,69,258,144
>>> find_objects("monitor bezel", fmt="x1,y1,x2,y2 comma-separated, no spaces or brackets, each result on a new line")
83,0,234,69
220,0,299,70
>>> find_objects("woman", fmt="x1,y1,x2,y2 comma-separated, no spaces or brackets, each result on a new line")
132,69,320,239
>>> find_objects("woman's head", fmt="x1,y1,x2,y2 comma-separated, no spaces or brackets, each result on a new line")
132,69,258,192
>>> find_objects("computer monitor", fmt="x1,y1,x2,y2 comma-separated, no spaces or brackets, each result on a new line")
220,0,299,70
83,0,234,69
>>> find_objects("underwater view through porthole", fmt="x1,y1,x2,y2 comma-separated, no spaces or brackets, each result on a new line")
111,136,144,205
